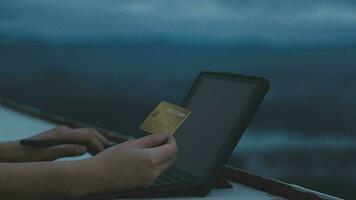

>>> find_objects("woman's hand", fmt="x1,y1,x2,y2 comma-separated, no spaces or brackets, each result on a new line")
0,132,178,199
0,125,109,162
86,133,178,195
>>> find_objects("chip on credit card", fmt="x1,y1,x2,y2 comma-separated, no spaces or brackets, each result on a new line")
140,101,191,136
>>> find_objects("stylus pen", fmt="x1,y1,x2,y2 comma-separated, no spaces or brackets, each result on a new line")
20,139,115,149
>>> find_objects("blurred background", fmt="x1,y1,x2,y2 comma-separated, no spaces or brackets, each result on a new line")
0,0,355,198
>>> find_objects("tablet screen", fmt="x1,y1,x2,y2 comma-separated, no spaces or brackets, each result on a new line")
174,75,259,177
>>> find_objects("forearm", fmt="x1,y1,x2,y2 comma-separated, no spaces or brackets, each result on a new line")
0,141,21,162
0,159,103,200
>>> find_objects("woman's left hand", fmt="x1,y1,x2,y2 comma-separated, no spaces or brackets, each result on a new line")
0,125,109,162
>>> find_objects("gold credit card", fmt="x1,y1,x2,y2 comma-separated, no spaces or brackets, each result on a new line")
140,101,191,136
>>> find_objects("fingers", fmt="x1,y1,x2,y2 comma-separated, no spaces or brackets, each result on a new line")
46,144,87,160
75,128,110,146
47,126,109,155
146,138,178,177
128,133,170,148
157,155,178,173
149,137,178,163
83,128,109,145
67,128,106,154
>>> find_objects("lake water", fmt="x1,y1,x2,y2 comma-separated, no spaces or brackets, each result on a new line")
232,130,356,199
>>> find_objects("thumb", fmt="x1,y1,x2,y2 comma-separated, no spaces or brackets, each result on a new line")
46,144,87,160
129,133,170,148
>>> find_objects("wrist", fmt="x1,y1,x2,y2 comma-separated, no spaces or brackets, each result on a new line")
67,158,108,197
0,141,26,162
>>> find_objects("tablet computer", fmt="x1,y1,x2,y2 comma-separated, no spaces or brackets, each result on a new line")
86,71,270,199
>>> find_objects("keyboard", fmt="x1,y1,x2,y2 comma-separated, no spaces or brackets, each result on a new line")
150,171,192,188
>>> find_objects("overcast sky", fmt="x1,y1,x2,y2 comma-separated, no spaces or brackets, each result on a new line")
1,0,356,46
